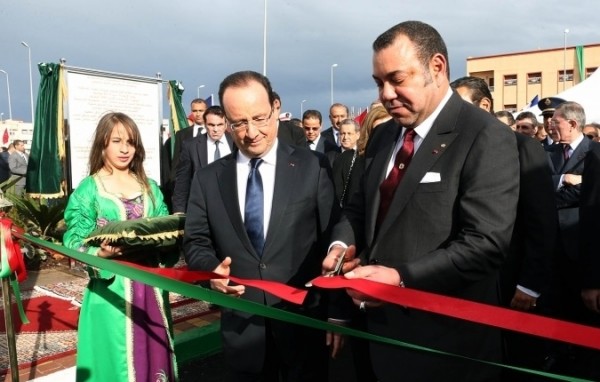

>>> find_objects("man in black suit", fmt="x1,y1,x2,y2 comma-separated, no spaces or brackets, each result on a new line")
320,103,347,153
273,91,306,147
183,71,339,381
302,109,338,155
172,106,235,213
452,76,557,379
543,101,596,375
161,98,208,211
323,21,519,381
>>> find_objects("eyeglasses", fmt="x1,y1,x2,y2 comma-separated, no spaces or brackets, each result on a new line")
586,134,598,139
227,109,273,131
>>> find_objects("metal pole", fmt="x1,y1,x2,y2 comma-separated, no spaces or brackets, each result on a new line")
563,29,569,91
300,99,306,117
2,278,20,381
0,70,12,120
21,42,34,125
330,64,338,105
263,0,267,76
197,84,205,99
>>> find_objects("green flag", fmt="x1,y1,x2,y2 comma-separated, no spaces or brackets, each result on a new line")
576,46,584,83
26,63,65,199
167,80,188,157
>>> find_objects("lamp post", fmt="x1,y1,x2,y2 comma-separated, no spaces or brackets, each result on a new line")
0,70,12,120
21,41,34,125
300,99,307,117
197,84,205,98
563,29,569,91
263,0,268,76
330,64,338,105
0,113,3,122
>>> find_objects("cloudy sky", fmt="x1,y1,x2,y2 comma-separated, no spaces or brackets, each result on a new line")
1,0,599,123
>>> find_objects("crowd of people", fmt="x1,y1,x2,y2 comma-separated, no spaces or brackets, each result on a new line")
59,19,600,382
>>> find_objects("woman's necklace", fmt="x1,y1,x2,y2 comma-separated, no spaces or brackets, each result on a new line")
97,172,143,200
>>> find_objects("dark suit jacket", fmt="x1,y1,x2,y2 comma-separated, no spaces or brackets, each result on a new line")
183,143,337,375
172,133,235,213
499,133,558,304
277,120,306,146
579,141,600,289
0,151,10,184
545,136,592,260
332,93,520,381
320,127,341,153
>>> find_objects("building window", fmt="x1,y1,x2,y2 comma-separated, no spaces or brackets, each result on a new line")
503,75,517,86
558,69,574,82
586,67,598,78
504,104,517,113
488,78,494,92
527,72,542,84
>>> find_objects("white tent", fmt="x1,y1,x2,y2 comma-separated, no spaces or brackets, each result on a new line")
520,68,600,123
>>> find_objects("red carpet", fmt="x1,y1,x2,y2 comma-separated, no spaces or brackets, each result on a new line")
0,295,79,333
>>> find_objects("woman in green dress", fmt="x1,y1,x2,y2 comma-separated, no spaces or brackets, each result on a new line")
63,112,178,381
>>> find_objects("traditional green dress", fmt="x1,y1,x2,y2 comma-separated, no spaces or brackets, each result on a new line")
63,175,179,382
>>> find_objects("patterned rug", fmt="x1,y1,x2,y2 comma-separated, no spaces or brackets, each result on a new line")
1,277,211,373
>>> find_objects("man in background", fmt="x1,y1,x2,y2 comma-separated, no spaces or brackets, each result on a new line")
9,140,28,196
321,103,348,153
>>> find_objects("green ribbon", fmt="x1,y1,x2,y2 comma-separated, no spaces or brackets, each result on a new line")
20,233,592,382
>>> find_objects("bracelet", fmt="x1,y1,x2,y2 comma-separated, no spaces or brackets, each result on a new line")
399,280,405,288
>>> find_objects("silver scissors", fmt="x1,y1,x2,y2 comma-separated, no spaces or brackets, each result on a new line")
305,250,346,287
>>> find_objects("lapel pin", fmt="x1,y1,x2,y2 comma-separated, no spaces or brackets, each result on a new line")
432,149,439,154
441,143,447,148
289,162,295,167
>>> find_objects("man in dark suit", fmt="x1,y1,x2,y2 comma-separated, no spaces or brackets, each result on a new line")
452,76,558,379
8,139,29,196
323,21,519,381
161,98,208,211
302,109,338,155
183,71,339,381
543,101,596,375
273,92,307,147
172,106,235,213
320,103,347,153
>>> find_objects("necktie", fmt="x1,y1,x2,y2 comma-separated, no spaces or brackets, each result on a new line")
376,129,417,227
214,140,221,161
245,158,264,256
563,144,571,161
335,132,340,146
307,140,313,149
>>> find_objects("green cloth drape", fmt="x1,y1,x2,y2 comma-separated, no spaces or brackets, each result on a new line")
576,46,584,82
26,63,65,198
167,80,188,157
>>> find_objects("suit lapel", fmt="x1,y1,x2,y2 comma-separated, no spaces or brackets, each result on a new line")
563,138,590,173
262,145,295,259
197,135,208,167
371,94,461,241
218,155,259,258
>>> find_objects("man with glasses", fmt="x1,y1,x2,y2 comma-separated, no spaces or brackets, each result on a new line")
538,96,566,147
543,101,596,376
183,70,339,381
583,122,600,142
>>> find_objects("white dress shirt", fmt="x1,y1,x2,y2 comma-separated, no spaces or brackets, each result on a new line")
236,140,278,239
207,136,231,164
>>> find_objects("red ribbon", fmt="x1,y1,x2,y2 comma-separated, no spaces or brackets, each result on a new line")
0,218,27,282
120,262,600,351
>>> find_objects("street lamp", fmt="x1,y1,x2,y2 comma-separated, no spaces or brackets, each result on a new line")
300,99,307,116
563,29,569,91
197,84,205,98
0,70,12,120
330,64,338,105
0,113,3,122
21,41,34,125
263,0,268,76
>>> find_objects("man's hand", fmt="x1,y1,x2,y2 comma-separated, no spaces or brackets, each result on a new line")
344,265,401,308
510,288,538,311
210,257,245,297
581,289,600,313
326,324,345,359
563,174,582,186
322,244,360,275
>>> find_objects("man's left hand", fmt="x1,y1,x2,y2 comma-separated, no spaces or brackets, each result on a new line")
344,265,401,308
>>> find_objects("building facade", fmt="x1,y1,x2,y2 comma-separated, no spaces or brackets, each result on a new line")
467,43,600,112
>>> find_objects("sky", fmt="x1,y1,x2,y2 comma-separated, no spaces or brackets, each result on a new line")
1,0,600,124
